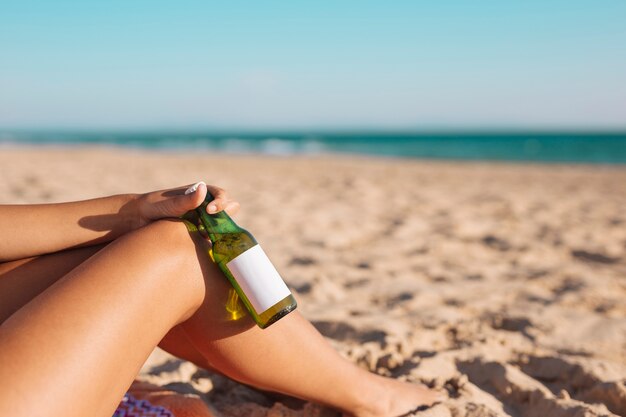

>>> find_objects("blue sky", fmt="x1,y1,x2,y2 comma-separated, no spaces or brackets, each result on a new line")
1,1,625,130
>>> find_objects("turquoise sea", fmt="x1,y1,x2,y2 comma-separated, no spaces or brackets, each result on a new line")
1,131,626,164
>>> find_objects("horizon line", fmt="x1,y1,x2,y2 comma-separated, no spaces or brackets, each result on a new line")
2,126,626,135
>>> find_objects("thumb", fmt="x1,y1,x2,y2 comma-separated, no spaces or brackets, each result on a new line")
179,181,207,212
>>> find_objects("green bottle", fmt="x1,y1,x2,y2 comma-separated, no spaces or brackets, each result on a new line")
189,191,297,328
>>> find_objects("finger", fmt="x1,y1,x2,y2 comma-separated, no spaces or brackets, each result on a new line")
224,200,240,216
205,185,229,214
184,181,205,196
173,181,207,213
185,182,207,210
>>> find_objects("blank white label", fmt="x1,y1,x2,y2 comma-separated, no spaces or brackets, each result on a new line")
226,244,291,313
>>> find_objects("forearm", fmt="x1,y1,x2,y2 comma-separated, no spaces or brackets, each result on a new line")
0,194,141,262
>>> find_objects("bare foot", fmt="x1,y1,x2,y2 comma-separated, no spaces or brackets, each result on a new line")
346,375,446,417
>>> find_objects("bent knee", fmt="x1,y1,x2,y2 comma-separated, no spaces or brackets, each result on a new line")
132,220,208,311
141,218,204,249
142,219,196,246
140,218,208,271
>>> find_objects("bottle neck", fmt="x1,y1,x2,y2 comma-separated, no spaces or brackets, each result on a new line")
196,193,241,240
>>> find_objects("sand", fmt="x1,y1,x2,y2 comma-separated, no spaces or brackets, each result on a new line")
1,146,624,417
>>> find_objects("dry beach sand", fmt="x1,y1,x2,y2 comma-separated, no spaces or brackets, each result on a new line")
0,146,625,417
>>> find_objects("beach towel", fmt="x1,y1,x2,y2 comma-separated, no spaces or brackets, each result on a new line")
113,380,216,417
113,393,174,417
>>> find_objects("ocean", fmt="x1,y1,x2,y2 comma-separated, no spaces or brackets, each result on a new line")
1,131,625,164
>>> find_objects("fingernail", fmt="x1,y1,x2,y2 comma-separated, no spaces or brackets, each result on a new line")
207,203,217,213
185,181,205,195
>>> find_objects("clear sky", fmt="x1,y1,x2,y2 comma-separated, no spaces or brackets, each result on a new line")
1,1,625,130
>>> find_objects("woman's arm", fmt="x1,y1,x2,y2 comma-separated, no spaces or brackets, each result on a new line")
0,182,239,263
0,193,139,262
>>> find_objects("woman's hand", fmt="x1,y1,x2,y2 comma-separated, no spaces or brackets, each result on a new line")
135,182,240,228
0,182,240,262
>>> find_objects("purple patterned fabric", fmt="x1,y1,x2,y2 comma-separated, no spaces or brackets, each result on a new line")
112,393,174,417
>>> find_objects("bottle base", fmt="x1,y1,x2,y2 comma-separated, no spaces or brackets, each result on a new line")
258,301,298,329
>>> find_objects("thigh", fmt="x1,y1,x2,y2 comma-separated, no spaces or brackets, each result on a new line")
0,220,206,417
0,245,105,324
0,242,208,367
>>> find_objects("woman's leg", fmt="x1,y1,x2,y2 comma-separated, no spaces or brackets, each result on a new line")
0,220,207,417
0,242,210,370
179,295,441,416
0,244,105,323
0,220,441,417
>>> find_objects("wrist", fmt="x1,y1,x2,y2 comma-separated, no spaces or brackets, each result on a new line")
123,193,146,231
